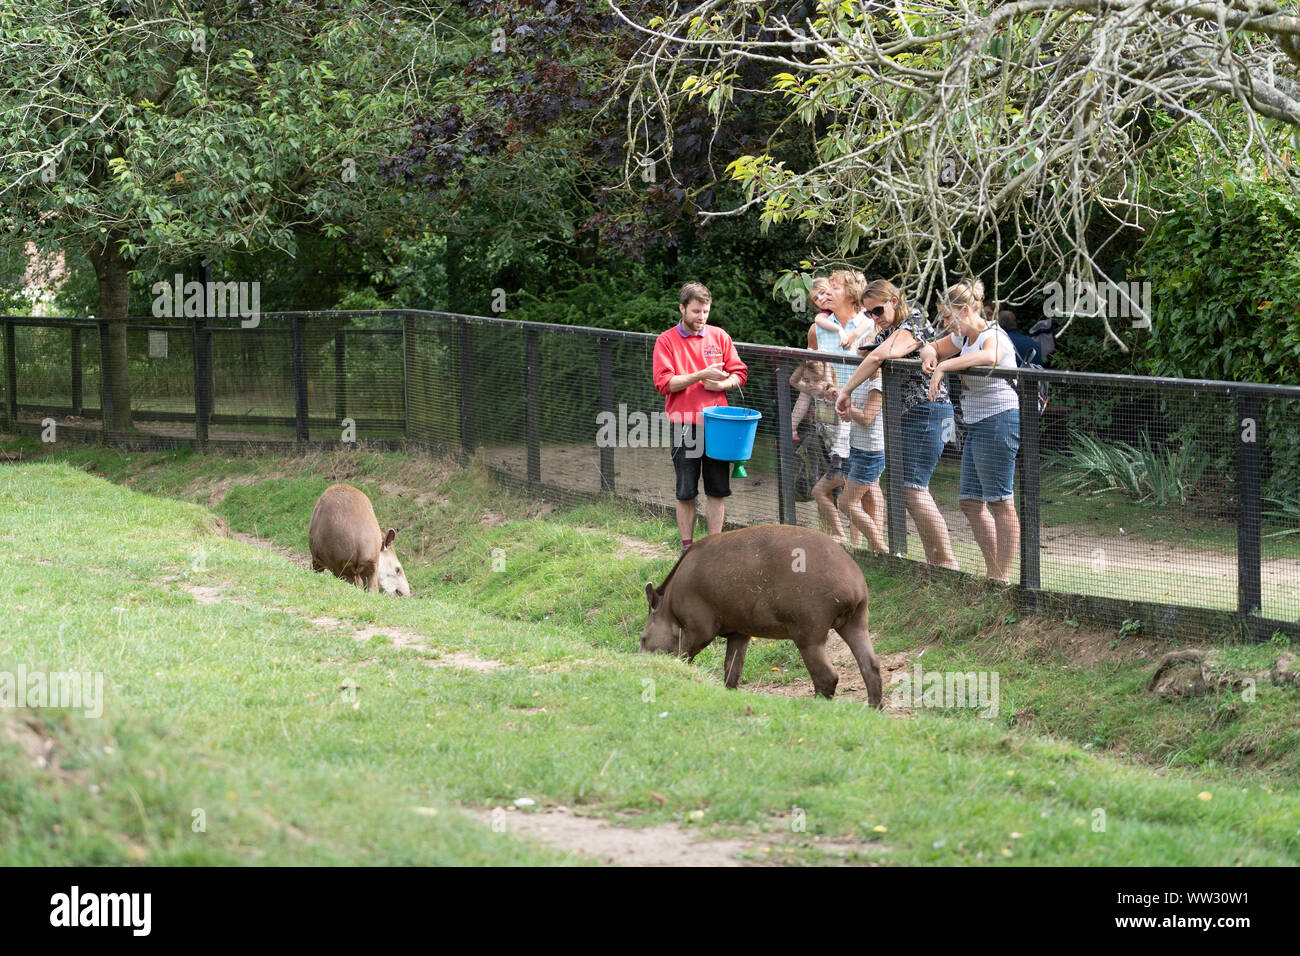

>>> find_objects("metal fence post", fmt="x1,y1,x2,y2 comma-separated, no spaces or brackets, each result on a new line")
192,316,211,446
97,319,113,440
4,318,16,428
598,337,615,494
774,360,797,524
292,316,308,444
1237,391,1263,637
1018,377,1042,606
882,360,908,554
525,327,541,486
400,315,412,441
458,317,476,459
70,326,83,417
335,329,348,428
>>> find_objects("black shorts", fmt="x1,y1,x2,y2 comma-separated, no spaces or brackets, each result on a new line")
670,425,732,500
822,453,846,482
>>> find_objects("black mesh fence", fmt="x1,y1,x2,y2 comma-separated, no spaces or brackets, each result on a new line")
3,309,1297,640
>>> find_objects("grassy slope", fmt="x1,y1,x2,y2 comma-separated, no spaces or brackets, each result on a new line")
1,443,1298,865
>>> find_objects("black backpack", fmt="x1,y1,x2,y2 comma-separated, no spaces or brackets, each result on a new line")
1024,318,1058,415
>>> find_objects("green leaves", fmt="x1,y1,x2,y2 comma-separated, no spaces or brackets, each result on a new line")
0,0,435,266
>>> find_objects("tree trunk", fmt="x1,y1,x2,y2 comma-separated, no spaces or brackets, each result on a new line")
85,235,132,432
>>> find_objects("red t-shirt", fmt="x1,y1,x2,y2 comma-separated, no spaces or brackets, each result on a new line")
652,323,749,424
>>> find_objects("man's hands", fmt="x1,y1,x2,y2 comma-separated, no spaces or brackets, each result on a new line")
699,363,736,391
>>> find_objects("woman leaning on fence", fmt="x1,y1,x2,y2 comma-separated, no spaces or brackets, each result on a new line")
919,278,1021,583
836,279,959,570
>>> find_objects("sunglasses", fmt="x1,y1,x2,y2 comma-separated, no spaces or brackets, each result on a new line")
865,304,887,317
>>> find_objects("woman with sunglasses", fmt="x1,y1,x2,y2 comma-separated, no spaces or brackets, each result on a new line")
919,277,1020,583
836,279,959,569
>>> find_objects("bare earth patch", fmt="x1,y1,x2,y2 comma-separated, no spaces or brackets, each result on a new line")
183,473,265,507
186,585,226,605
748,639,917,715
231,531,312,570
0,717,90,785
473,807,751,866
472,806,888,866
576,527,673,560
308,616,503,672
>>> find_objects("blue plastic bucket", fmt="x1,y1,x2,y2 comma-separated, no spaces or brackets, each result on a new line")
702,406,762,462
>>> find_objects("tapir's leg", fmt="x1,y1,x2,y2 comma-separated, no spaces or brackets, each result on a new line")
722,633,750,689
684,634,716,663
311,557,325,573
794,633,839,699
679,613,717,663
838,602,883,709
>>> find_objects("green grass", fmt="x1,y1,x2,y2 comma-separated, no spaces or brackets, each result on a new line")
2,443,1300,864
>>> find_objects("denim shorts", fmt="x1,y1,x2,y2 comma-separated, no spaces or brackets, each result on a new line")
844,448,885,485
900,401,954,490
958,408,1020,502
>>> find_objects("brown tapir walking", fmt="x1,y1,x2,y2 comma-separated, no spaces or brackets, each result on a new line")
308,484,412,596
640,524,882,707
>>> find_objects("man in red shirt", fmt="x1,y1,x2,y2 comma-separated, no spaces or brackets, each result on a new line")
652,282,749,552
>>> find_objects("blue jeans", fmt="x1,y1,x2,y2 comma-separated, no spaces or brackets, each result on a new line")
844,448,886,485
901,402,953,490
958,409,1020,502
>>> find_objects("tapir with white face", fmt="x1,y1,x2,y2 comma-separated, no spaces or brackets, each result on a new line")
308,484,412,597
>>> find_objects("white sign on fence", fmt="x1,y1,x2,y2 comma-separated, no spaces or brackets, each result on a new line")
148,330,168,359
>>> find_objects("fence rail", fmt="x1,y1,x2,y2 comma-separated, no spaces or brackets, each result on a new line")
3,309,1298,642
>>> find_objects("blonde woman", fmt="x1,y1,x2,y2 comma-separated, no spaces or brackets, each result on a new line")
919,278,1020,583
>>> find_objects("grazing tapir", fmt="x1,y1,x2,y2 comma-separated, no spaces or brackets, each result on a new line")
308,484,412,596
640,525,882,707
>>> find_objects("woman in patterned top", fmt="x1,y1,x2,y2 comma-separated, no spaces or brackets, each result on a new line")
836,279,959,569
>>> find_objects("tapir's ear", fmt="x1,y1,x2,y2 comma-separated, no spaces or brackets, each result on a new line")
383,528,397,549
645,583,661,611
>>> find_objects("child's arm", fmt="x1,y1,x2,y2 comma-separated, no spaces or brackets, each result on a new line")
844,385,883,426
791,391,811,434
814,311,838,333
859,389,883,427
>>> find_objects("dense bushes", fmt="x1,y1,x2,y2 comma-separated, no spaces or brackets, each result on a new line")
1137,175,1300,502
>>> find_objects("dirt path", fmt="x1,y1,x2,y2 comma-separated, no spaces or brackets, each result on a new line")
745,641,919,714
470,806,887,866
